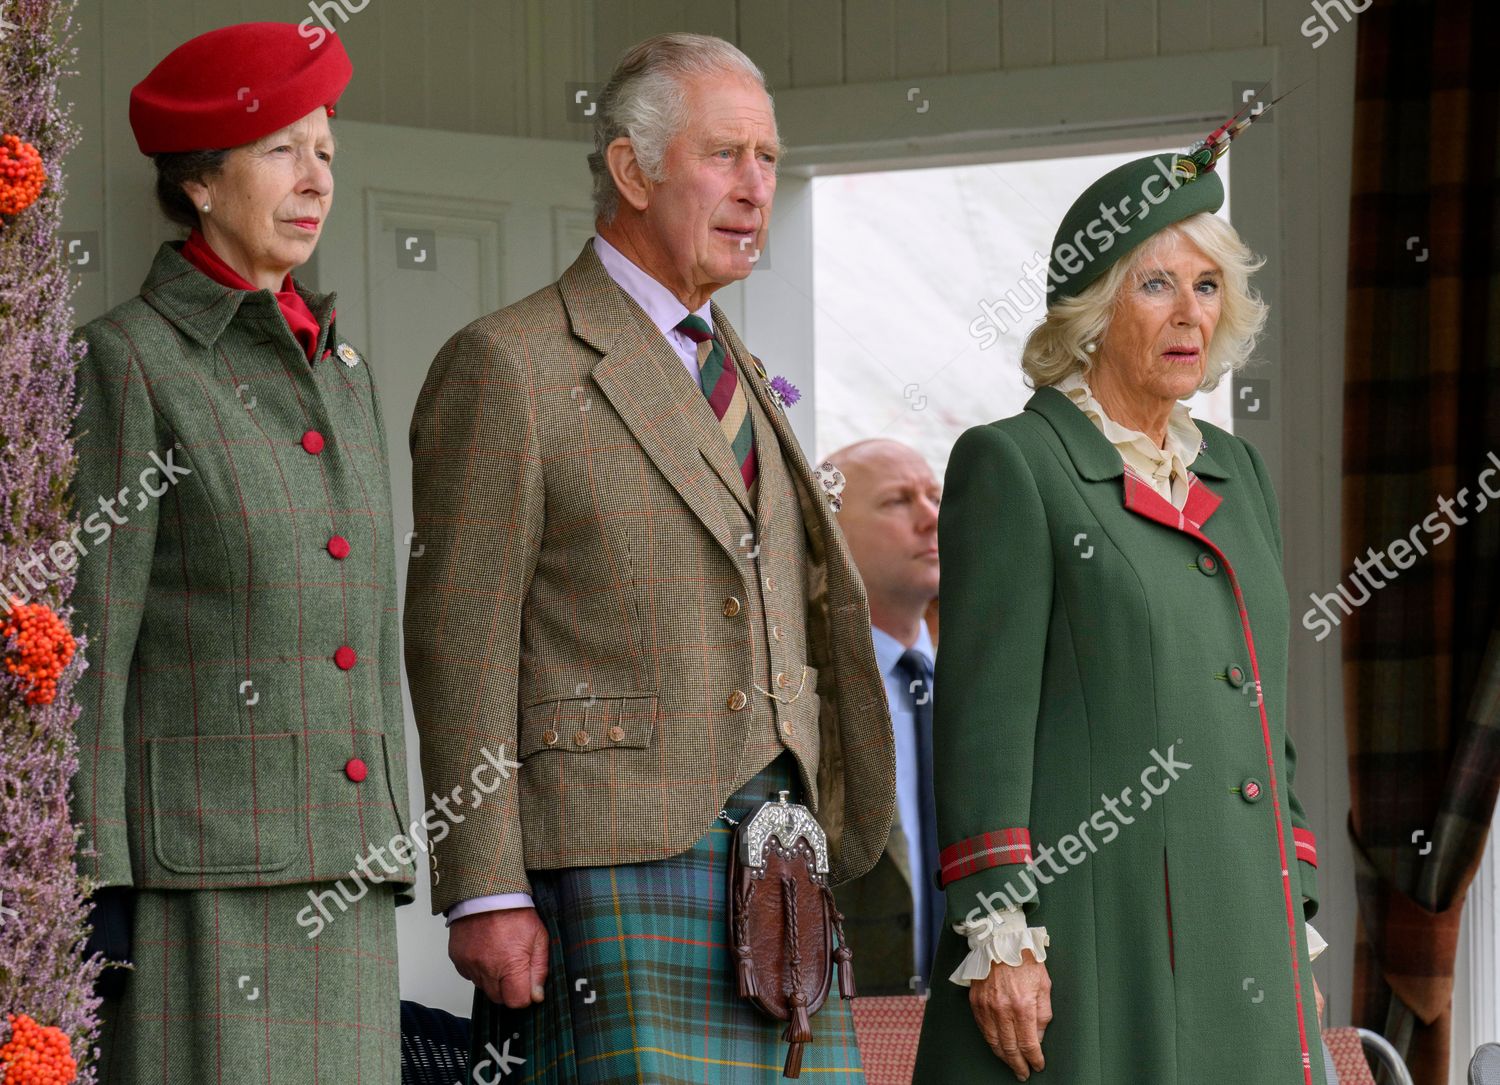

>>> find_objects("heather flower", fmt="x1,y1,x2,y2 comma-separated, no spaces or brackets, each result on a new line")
0,0,104,1078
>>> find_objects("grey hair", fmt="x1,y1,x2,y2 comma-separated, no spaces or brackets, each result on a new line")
153,149,230,231
587,33,772,224
1020,213,1268,392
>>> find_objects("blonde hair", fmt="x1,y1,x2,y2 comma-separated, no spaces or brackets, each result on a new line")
1020,213,1268,392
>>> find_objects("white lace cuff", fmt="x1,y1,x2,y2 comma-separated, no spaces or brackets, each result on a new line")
1306,921,1327,962
947,907,1050,987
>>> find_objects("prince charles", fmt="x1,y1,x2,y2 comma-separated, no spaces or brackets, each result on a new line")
404,32,895,1083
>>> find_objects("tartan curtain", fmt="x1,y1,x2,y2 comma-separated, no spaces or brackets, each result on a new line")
1343,1,1500,1081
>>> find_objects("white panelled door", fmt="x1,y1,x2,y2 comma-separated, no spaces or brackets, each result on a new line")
315,120,814,1014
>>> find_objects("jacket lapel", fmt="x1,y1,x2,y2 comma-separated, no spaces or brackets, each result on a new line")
561,243,750,573
1122,469,1223,533
1027,384,1226,534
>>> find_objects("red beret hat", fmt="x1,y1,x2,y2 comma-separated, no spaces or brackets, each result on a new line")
130,22,352,155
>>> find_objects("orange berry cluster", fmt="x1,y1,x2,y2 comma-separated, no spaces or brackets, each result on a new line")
0,1014,77,1085
0,135,46,217
3,601,77,706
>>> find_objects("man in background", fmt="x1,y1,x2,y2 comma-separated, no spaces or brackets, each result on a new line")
828,438,943,995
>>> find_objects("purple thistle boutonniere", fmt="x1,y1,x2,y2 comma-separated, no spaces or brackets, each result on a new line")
768,375,801,411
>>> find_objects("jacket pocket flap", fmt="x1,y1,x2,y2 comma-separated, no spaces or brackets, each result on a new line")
148,733,298,875
519,693,657,756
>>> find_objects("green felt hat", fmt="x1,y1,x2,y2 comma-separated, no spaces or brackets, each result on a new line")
1044,153,1223,305
1042,95,1289,306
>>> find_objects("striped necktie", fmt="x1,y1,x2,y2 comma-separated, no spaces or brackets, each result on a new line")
676,314,758,502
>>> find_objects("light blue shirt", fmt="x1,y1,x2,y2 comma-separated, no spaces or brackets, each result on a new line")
871,621,935,979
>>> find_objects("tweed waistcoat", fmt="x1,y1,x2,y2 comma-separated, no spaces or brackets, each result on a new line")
706,332,817,797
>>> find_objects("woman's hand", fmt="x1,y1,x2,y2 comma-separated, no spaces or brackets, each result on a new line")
968,949,1052,1080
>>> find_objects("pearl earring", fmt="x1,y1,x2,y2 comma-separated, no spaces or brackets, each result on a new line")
1085,341,1097,354
202,204,210,212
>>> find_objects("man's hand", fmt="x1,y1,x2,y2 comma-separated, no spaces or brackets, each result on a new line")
448,907,549,1008
968,950,1052,1081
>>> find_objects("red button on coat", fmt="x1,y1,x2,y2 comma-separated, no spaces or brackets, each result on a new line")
302,430,325,455
334,645,357,670
344,757,367,782
327,535,351,559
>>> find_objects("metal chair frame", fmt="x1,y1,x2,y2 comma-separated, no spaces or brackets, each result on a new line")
1355,1028,1415,1085
1471,1041,1500,1085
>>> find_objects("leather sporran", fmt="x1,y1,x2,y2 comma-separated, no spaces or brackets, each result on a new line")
727,791,856,1078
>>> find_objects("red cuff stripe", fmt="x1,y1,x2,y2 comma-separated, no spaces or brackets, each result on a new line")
1293,828,1318,868
938,828,1032,888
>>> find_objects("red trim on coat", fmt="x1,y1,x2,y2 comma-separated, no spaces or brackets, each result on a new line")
1293,828,1318,868
1121,467,1315,1085
938,828,1033,888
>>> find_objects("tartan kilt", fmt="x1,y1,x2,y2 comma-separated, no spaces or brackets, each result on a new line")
97,882,401,1084
472,755,866,1084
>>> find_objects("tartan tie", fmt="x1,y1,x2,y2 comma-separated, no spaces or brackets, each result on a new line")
676,314,758,501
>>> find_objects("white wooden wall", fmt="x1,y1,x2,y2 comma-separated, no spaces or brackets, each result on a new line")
64,0,1361,1033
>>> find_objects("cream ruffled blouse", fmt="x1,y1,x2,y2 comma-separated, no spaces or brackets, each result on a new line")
1054,369,1203,510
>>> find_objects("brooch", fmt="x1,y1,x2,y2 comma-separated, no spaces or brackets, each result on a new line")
337,343,361,368
814,461,846,512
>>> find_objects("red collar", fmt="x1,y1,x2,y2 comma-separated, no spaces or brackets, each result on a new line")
180,230,327,363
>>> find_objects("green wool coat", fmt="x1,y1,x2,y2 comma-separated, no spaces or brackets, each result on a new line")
913,388,1325,1085
69,243,414,1083
69,241,415,898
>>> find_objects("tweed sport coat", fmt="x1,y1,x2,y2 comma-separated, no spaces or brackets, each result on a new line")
68,243,415,897
404,241,896,913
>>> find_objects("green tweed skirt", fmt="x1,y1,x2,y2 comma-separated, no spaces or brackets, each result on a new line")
96,882,401,1084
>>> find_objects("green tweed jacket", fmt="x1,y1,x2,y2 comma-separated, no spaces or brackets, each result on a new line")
404,241,896,913
69,242,415,897
914,388,1323,1084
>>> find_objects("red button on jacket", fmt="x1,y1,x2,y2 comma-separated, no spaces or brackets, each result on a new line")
344,757,367,782
302,430,325,455
327,535,350,559
334,645,357,670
